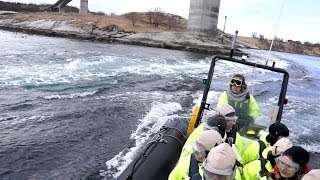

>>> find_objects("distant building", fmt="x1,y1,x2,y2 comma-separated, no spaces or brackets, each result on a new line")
187,0,221,39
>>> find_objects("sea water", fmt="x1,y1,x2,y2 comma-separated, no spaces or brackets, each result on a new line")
0,30,319,179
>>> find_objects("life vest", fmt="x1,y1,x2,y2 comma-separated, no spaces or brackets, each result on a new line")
258,140,269,177
228,93,250,119
189,153,200,178
226,124,238,145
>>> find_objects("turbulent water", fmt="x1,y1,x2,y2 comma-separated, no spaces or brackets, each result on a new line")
1,30,319,180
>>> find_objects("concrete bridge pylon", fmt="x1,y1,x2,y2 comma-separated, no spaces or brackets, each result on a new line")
187,0,221,39
79,0,88,14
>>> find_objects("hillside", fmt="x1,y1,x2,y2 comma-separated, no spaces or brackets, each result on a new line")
2,11,188,32
1,10,319,56
1,0,319,56
238,36,320,56
2,12,238,56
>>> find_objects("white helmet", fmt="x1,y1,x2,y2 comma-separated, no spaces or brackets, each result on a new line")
272,137,293,156
204,143,236,175
196,130,222,151
217,104,238,121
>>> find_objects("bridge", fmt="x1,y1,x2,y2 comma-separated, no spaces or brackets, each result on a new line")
50,0,88,14
50,0,221,38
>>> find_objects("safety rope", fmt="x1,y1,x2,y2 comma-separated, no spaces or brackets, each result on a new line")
126,125,187,179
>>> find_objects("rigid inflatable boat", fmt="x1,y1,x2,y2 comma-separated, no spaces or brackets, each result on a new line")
117,55,289,180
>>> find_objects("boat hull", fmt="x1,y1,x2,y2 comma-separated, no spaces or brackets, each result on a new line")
117,120,188,180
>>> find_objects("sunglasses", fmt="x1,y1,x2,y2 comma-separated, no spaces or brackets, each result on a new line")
230,79,242,87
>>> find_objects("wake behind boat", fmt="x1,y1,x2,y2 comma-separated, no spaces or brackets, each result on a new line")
116,55,290,180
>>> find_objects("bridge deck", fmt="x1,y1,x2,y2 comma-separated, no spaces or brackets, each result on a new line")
51,0,72,9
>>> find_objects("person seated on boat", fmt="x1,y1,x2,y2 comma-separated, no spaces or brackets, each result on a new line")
183,105,244,163
301,169,320,180
189,143,237,180
241,137,292,180
261,146,311,179
181,114,227,158
218,104,242,147
216,74,259,131
241,122,290,165
168,130,223,180
217,104,245,167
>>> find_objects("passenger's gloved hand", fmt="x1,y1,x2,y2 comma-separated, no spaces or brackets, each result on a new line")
258,130,268,138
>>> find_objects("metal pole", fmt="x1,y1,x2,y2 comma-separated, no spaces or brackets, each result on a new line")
221,16,227,43
223,16,227,32
230,30,238,58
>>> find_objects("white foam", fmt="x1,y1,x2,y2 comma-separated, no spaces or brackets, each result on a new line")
104,101,182,178
241,49,290,69
296,143,320,153
42,90,98,100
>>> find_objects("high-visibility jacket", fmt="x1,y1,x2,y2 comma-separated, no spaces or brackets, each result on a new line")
241,132,270,165
169,153,202,180
242,159,273,180
217,91,259,121
180,124,205,158
180,124,243,160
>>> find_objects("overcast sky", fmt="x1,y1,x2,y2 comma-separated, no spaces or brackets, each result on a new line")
4,0,320,43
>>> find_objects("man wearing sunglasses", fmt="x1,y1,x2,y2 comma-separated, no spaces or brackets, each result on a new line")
217,74,259,131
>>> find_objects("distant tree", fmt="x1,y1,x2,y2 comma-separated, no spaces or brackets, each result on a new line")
125,12,139,26
152,7,165,28
147,9,153,25
295,40,302,45
252,32,258,39
259,34,265,41
110,12,116,16
303,41,314,51
303,41,313,46
167,15,180,30
95,11,105,16
274,36,283,43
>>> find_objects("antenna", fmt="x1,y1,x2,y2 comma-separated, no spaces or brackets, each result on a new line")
268,0,286,54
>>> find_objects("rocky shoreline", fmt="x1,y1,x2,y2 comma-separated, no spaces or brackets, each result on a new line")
0,14,247,56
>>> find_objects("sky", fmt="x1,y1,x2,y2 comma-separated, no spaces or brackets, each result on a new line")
4,0,320,43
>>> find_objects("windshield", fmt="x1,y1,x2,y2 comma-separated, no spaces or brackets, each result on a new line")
197,56,288,138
